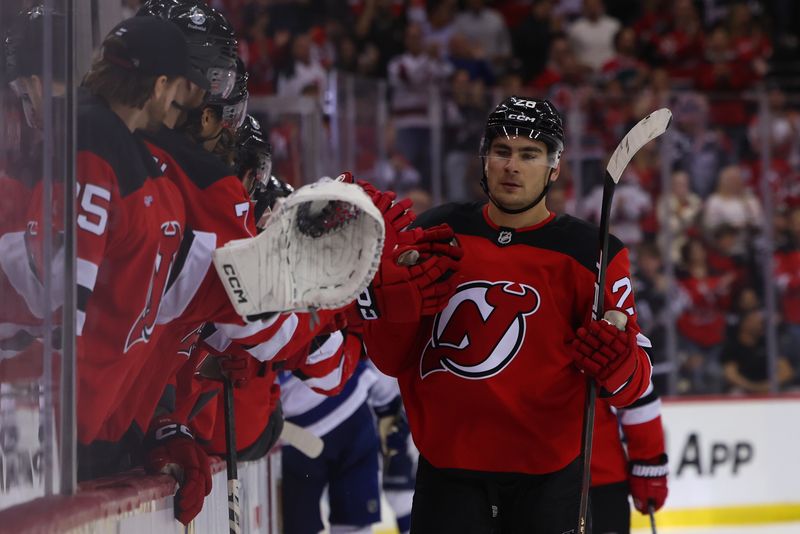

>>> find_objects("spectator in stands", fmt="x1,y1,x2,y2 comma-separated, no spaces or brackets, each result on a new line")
676,237,735,393
277,31,327,98
746,86,800,210
726,2,772,70
657,170,702,263
649,0,704,85
354,0,408,76
722,309,794,393
528,33,592,92
583,165,652,248
446,32,494,86
633,66,671,118
566,0,620,72
240,11,284,95
452,0,512,71
443,68,487,201
633,241,669,373
696,24,760,155
707,223,753,292
600,26,649,91
703,164,763,248
670,92,732,199
387,22,453,192
775,207,800,375
512,0,558,82
415,0,457,60
726,285,761,338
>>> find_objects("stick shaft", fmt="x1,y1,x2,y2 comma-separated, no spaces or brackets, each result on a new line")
578,172,616,533
223,378,241,534
649,504,658,534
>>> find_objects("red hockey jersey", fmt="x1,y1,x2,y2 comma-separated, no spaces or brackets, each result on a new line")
95,126,259,443
365,202,652,475
71,91,186,444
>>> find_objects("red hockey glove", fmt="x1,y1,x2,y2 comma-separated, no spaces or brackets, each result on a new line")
629,454,669,513
336,173,423,255
357,225,462,322
569,318,638,394
143,416,212,525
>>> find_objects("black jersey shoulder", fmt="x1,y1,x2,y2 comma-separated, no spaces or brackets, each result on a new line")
416,202,625,274
76,89,160,197
411,201,484,230
144,128,237,190
529,214,626,273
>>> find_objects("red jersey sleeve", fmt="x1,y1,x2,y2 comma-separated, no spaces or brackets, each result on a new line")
598,247,653,407
74,151,117,335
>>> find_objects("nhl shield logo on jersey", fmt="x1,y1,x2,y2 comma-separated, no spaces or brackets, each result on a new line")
497,230,513,245
420,280,540,380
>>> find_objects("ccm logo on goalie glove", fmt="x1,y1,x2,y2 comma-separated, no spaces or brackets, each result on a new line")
221,264,248,304
356,286,380,320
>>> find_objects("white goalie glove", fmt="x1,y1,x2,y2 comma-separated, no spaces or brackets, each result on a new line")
213,178,385,316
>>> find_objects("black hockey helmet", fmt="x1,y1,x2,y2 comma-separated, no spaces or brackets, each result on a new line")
137,0,237,98
252,174,294,224
235,114,272,195
3,5,67,83
480,96,564,168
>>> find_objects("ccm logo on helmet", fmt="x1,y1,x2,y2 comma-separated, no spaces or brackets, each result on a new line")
507,113,538,123
222,264,248,304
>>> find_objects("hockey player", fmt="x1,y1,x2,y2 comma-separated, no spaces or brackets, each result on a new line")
67,16,204,455
360,96,654,533
368,365,415,534
591,384,669,534
0,5,68,383
280,359,383,534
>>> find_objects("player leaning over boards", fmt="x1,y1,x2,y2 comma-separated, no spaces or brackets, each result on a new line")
361,96,654,534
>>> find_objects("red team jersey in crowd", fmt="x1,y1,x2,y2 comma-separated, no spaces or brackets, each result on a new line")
71,90,185,444
366,202,653,475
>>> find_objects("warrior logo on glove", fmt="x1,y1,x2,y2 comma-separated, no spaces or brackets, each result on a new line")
420,280,540,379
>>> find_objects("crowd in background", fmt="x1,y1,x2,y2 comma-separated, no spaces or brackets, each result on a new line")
39,0,800,397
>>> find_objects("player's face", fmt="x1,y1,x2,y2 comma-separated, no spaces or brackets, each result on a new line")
10,76,43,130
145,75,184,130
485,136,559,211
162,78,193,129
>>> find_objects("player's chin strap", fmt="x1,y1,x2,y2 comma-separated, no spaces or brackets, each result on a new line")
480,167,555,215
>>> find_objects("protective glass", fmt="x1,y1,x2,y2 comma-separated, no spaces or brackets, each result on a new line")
220,94,248,130
9,78,38,129
253,153,272,192
207,67,235,100
480,125,563,169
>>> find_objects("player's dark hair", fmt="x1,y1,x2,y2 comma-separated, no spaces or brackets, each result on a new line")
81,37,173,109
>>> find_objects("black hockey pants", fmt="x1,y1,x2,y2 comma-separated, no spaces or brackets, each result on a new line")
410,455,587,534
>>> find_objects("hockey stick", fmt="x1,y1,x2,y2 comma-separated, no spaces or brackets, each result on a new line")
577,109,672,534
648,503,658,534
222,377,241,534
280,420,324,458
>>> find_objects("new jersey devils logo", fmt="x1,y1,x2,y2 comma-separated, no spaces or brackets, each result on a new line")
420,281,540,379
